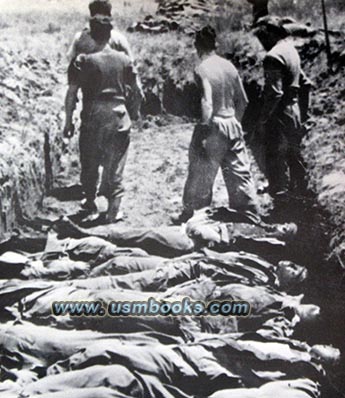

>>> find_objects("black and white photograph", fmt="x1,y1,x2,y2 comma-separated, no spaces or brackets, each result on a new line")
0,0,345,396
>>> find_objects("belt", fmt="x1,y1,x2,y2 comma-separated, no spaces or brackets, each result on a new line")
281,86,299,105
96,88,125,102
97,93,126,102
212,108,235,119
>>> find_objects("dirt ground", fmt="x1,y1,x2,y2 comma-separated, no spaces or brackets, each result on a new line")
39,115,270,228
1,1,345,396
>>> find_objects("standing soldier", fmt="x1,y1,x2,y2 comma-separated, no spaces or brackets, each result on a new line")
67,30,142,223
253,16,310,197
63,0,142,214
66,0,133,65
174,26,260,223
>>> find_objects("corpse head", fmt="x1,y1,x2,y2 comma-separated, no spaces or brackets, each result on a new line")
185,222,222,249
272,222,298,241
310,344,341,366
277,260,307,290
295,304,320,323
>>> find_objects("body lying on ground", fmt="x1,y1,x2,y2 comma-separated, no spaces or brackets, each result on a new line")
0,207,298,262
1,321,338,385
4,274,318,337
88,249,307,293
51,208,297,258
1,329,328,397
0,248,307,296
18,364,191,398
210,378,320,398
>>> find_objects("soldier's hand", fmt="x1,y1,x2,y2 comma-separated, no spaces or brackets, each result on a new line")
201,138,208,150
63,123,75,138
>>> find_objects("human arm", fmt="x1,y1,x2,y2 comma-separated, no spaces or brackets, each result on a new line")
62,53,89,138
63,84,78,138
63,33,84,137
62,59,82,138
200,77,213,124
194,70,213,125
66,32,82,64
124,61,144,121
257,55,284,133
234,72,249,122
299,69,313,123
111,31,145,107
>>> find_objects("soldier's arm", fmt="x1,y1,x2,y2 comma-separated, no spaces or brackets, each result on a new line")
63,62,81,138
63,84,78,138
111,31,145,106
234,72,249,122
63,54,89,138
124,60,143,120
201,77,213,124
66,31,82,64
194,71,212,124
299,69,313,123
63,32,83,137
259,55,284,125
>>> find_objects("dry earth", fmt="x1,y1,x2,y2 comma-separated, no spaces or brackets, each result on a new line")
1,1,345,397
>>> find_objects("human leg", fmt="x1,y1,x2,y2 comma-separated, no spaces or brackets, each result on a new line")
182,124,223,214
79,119,100,208
278,104,305,194
220,119,260,213
287,130,307,194
265,120,289,195
101,133,130,222
95,101,131,222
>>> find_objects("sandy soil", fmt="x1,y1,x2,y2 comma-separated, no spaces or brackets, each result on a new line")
40,115,270,227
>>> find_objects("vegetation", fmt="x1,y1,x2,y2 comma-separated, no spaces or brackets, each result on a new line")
0,0,345,262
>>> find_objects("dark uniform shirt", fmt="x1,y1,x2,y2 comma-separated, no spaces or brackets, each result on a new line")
76,46,141,121
261,38,301,123
67,27,133,85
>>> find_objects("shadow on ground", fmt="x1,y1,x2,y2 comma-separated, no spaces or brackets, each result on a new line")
49,184,84,202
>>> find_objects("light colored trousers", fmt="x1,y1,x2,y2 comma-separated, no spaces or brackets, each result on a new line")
183,117,259,214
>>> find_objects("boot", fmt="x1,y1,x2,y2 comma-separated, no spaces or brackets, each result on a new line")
106,196,123,223
171,209,194,225
80,198,97,213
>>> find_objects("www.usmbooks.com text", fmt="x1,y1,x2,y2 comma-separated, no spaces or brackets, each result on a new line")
51,297,251,317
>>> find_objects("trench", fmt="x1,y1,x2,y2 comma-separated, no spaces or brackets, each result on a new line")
263,194,345,396
1,122,344,396
1,55,345,398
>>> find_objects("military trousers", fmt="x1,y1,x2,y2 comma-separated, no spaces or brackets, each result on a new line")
183,117,260,214
80,99,131,204
265,103,306,195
